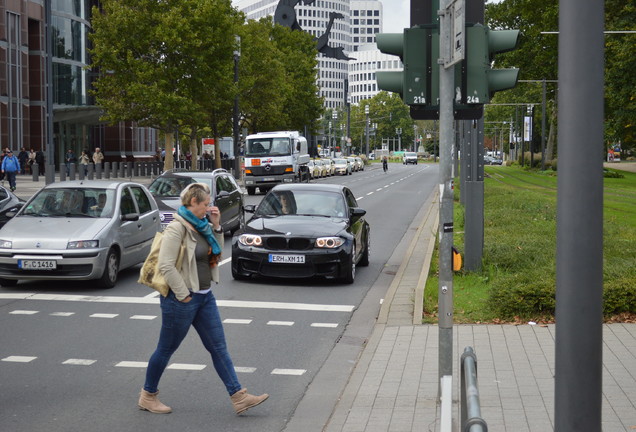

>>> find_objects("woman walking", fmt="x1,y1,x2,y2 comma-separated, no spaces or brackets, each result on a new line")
139,183,268,415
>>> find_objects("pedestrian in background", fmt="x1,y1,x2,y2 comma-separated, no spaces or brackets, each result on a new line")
79,150,90,176
65,149,76,176
17,148,28,175
1,149,20,191
35,150,45,175
138,182,269,415
27,149,36,174
93,147,104,168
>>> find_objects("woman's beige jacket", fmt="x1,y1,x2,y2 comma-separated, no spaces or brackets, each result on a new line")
158,214,222,301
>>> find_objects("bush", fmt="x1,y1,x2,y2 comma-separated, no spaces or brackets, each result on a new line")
603,278,636,316
488,273,556,320
603,168,624,178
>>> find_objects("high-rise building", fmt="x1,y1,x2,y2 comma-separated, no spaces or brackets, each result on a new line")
350,0,382,52
235,0,352,109
234,0,401,110
0,0,156,169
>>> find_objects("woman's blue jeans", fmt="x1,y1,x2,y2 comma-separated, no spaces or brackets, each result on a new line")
144,291,242,395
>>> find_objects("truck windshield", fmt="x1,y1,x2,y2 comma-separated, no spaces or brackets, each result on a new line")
246,138,291,157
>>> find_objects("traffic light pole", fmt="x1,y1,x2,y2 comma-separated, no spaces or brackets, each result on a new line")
437,0,454,384
555,0,604,429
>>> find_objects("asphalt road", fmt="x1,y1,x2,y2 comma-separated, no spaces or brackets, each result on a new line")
0,162,439,432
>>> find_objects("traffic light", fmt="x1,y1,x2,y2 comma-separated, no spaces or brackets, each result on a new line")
462,24,520,105
376,27,428,106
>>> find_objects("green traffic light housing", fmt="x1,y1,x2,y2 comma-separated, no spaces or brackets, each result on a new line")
376,27,429,106
463,24,520,105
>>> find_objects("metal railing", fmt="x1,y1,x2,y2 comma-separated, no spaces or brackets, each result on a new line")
461,346,488,432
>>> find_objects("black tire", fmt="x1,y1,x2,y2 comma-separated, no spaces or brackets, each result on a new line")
359,229,370,267
341,243,356,284
0,278,18,287
247,187,256,196
98,248,119,288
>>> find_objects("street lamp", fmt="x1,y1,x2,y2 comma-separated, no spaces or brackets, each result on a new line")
396,127,402,152
331,111,338,157
365,105,370,157
233,35,241,177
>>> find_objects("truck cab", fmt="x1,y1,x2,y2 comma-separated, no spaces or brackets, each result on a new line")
243,131,310,195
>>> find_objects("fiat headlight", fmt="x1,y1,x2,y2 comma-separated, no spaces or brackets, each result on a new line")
238,234,262,247
67,240,99,249
315,237,344,248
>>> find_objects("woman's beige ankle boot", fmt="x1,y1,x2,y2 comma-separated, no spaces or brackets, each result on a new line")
230,388,269,415
138,389,172,414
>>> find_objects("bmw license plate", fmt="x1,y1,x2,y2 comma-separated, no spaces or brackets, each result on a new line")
19,260,57,270
268,254,305,264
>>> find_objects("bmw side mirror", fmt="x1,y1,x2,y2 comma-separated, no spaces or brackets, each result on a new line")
350,207,366,220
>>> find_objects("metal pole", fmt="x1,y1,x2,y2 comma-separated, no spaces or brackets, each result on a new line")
438,0,454,386
541,79,547,170
365,105,370,157
44,0,55,184
555,0,604,430
233,36,241,179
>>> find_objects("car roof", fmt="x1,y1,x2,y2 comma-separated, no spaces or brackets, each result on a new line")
157,169,229,179
270,183,346,193
41,180,144,190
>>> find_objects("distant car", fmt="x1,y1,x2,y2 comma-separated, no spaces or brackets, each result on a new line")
333,158,352,176
0,186,25,229
0,181,159,288
316,159,329,178
346,157,359,172
403,152,418,165
148,169,244,234
307,160,321,179
354,157,364,171
484,155,503,165
323,158,336,176
231,183,370,283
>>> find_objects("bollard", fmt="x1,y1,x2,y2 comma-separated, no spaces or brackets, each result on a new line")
32,163,39,180
126,162,133,178
69,163,76,180
119,162,126,178
133,162,139,177
78,166,85,180
111,162,118,178
104,162,111,179
59,164,67,181
95,162,103,179
88,163,94,180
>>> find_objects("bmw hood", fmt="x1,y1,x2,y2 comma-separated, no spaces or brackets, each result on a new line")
245,215,348,237
0,217,112,249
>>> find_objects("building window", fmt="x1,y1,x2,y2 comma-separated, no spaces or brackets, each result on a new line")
6,12,23,150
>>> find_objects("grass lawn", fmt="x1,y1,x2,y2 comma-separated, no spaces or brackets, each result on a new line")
423,165,636,323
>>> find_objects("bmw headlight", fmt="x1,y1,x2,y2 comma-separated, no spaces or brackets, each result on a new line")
315,237,344,248
238,234,262,247
67,240,99,249
0,239,12,249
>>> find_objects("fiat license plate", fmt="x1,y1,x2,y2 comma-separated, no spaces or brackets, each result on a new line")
268,254,305,264
19,260,57,270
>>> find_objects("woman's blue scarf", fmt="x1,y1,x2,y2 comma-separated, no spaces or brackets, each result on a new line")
178,206,221,255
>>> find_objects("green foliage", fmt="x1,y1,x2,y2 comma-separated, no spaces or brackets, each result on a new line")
424,166,636,322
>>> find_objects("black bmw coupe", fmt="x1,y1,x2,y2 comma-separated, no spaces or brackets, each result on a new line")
231,183,370,284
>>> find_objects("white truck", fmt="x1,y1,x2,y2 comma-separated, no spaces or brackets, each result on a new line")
243,131,310,195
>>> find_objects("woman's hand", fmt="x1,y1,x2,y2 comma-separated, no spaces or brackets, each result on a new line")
207,205,221,227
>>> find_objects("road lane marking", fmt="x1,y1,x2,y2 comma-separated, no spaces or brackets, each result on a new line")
10,310,38,315
116,361,147,368
271,369,306,376
223,319,252,324
130,315,157,320
63,359,96,366
0,293,355,313
168,363,206,371
90,313,118,318
235,367,257,373
310,323,338,328
267,321,294,326
50,312,75,317
2,356,37,363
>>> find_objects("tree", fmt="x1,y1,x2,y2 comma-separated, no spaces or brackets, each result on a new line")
90,0,241,169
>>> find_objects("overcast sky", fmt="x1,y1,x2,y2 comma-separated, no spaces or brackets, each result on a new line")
381,0,410,33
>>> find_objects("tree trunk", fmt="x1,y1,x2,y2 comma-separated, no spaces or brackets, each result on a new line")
546,102,557,162
164,132,174,171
